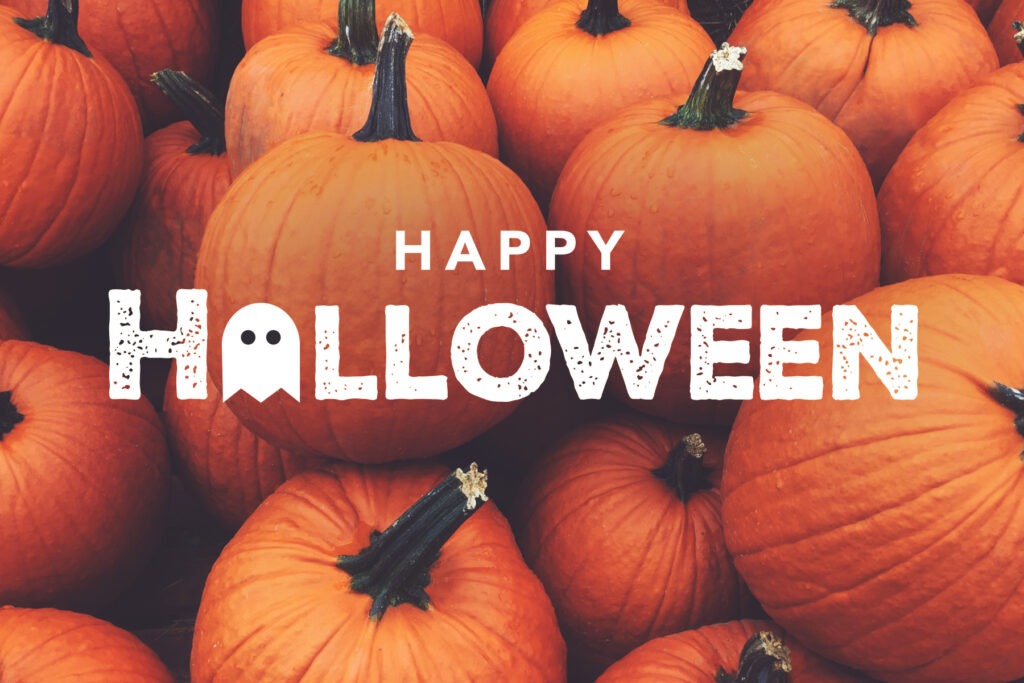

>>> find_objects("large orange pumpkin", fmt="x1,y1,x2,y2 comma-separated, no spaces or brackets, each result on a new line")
880,60,1024,285
196,16,552,462
723,274,1024,682
728,0,999,186
518,416,750,676
226,0,497,177
988,8,1024,64
0,341,169,608
0,0,143,268
551,44,879,425
486,0,714,210
0,607,174,682
191,462,566,681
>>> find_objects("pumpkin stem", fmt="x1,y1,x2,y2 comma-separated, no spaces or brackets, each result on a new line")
1014,21,1024,59
151,70,227,156
0,391,24,441
14,0,91,57
991,382,1024,451
326,0,379,65
352,13,420,143
661,43,748,130
576,0,631,36
337,463,489,621
715,631,793,683
830,0,916,35
688,0,754,44
652,433,714,502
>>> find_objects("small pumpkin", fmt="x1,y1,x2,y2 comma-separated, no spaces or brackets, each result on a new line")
518,416,750,676
722,274,1024,682
988,10,1024,64
226,0,497,177
0,0,143,268
486,0,714,210
728,0,999,186
0,607,174,682
191,462,566,681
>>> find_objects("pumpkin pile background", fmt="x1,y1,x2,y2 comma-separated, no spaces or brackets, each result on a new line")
1,0,1024,679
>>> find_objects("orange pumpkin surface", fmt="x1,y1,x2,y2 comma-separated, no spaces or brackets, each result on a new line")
723,274,1024,682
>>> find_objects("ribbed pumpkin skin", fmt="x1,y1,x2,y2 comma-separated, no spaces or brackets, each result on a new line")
195,133,553,462
722,275,1024,683
118,121,232,330
880,64,1024,285
164,373,326,531
518,417,748,674
486,0,714,210
729,0,999,186
0,342,169,609
597,620,870,683
0,6,143,268
988,1,1024,64
6,0,216,131
191,463,566,682
0,607,174,682
240,0,484,65
226,20,497,177
552,91,879,425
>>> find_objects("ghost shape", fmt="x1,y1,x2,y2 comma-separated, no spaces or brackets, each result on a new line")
222,303,301,402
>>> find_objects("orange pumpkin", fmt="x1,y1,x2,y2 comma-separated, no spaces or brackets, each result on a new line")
518,417,750,676
988,8,1024,64
597,620,870,682
723,274,1024,682
880,59,1024,284
191,462,566,681
551,44,879,425
226,0,497,177
0,0,143,268
117,70,232,330
0,341,169,608
0,607,174,682
729,0,999,186
196,16,552,462
486,0,714,210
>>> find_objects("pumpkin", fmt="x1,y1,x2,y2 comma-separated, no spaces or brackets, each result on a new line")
117,70,232,330
226,0,497,177
728,0,999,186
240,0,484,66
0,607,174,682
487,0,713,210
6,0,216,132
551,44,879,425
880,57,1024,285
0,0,143,268
164,371,326,530
195,16,552,462
0,341,169,608
517,416,751,677
191,462,566,681
596,620,870,682
722,274,1024,682
989,7,1024,65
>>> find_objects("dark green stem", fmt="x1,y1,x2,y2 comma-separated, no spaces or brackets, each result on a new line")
337,464,489,621
14,0,91,57
151,70,226,156
652,434,713,502
991,382,1024,450
830,0,916,35
688,0,754,45
715,632,792,683
353,13,420,143
0,391,24,441
661,44,748,130
576,0,631,36
326,0,379,65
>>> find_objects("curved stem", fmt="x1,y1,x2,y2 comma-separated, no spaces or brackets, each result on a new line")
992,382,1024,451
576,0,631,36
0,391,24,441
652,433,713,502
830,0,916,35
14,0,91,57
715,632,793,683
151,70,226,156
353,13,420,143
326,0,379,65
337,464,489,621
662,43,748,130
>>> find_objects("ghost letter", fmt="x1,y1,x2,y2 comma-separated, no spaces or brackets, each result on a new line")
222,304,301,402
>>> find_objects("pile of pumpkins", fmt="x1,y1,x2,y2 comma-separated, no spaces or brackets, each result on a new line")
0,0,1023,679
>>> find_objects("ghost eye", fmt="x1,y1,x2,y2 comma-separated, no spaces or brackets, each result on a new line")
241,330,256,345
267,330,282,345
